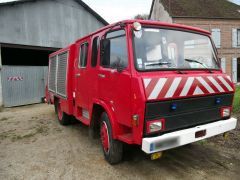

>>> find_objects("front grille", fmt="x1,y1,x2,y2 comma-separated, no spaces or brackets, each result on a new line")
144,93,234,136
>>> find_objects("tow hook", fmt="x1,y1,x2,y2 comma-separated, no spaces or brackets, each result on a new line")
223,132,229,140
151,152,163,160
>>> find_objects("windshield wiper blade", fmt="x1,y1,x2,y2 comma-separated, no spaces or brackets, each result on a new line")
184,59,213,73
146,62,171,66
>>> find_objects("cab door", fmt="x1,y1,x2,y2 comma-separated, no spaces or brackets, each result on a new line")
75,39,90,121
98,29,132,127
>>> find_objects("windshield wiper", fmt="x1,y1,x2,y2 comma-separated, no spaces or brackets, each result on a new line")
184,59,213,73
145,62,171,66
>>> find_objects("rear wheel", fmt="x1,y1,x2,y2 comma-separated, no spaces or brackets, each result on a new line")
54,99,71,125
100,112,123,164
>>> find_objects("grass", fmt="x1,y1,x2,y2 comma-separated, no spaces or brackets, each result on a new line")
233,86,240,113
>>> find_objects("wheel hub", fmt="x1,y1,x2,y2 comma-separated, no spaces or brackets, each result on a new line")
101,122,109,153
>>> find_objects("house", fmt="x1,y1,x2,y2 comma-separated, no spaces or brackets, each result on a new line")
149,0,240,83
0,0,108,107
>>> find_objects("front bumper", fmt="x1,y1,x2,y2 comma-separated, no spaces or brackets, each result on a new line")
142,117,237,154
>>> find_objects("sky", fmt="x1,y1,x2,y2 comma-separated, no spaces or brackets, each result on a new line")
82,0,152,23
0,0,239,23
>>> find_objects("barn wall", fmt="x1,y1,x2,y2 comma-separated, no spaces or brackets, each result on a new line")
0,0,105,48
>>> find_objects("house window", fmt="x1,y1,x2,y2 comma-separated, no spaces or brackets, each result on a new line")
237,29,240,46
211,29,221,48
232,28,240,48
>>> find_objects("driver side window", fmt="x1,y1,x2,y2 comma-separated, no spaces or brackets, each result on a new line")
101,30,128,68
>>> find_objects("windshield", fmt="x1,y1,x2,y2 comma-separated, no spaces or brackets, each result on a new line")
133,27,219,71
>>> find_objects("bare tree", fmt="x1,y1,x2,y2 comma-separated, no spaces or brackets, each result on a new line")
134,14,149,20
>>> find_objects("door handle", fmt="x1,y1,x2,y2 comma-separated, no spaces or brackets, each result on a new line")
75,73,81,77
98,74,106,78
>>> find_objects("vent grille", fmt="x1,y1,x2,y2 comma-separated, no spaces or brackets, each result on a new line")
48,56,57,92
48,51,68,98
57,52,68,97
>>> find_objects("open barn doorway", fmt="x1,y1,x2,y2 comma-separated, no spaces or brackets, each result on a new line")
0,44,57,107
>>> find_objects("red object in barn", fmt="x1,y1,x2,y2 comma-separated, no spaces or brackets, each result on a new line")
46,20,237,164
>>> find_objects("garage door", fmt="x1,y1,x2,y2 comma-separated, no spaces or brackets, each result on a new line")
1,66,48,107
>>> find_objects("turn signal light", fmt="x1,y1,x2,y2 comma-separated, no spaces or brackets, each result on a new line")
146,119,165,134
220,107,231,118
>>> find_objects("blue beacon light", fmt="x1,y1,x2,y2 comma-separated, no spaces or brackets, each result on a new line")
171,103,177,110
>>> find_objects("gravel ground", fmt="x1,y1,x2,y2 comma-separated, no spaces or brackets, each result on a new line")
0,104,239,180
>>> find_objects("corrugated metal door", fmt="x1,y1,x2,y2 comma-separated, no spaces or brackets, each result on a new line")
1,66,48,107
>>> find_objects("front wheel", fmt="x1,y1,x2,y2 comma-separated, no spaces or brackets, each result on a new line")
100,112,123,164
54,99,71,125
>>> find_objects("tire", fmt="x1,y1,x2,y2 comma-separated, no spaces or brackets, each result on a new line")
100,112,123,164
54,99,71,126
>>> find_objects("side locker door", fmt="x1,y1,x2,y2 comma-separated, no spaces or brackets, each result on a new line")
75,39,91,122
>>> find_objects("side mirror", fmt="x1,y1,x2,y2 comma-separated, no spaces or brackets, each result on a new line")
100,39,110,67
218,57,222,67
117,66,125,73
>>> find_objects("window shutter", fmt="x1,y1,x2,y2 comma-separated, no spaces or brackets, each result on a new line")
232,57,237,83
232,28,237,48
221,58,226,73
211,29,221,48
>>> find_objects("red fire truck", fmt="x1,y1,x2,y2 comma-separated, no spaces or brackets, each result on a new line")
46,20,237,164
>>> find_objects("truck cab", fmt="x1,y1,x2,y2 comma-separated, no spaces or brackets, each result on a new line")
46,20,237,164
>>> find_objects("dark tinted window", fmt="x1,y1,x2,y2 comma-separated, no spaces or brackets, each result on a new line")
79,43,88,67
101,30,128,68
91,37,99,67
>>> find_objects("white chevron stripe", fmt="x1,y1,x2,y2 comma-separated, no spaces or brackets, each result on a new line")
180,77,194,96
226,75,232,81
193,86,204,95
196,77,214,93
165,77,182,98
218,76,233,91
143,78,151,88
207,76,224,92
148,78,167,99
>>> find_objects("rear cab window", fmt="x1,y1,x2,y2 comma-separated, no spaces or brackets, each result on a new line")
79,42,89,68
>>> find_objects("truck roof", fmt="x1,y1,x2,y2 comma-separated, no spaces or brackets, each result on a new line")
75,19,211,43
50,19,211,57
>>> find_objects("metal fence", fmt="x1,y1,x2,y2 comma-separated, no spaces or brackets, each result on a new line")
1,66,48,107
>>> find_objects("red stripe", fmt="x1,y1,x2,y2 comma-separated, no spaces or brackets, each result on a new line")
187,78,208,95
214,76,229,92
173,77,188,97
222,76,234,90
203,76,219,93
145,78,159,98
157,78,174,99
